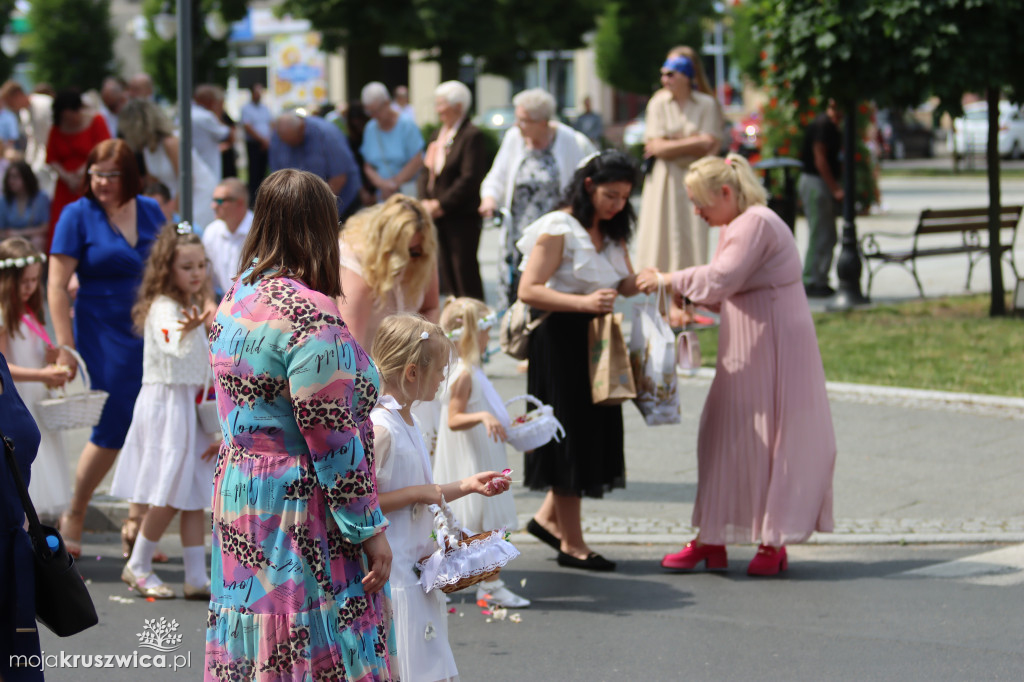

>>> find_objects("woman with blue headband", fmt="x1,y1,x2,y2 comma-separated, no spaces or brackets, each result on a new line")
636,47,722,296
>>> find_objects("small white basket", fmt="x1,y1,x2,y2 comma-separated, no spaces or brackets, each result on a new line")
504,394,565,452
416,496,520,594
36,346,109,431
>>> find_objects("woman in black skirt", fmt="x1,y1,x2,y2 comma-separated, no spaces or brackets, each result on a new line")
516,151,655,571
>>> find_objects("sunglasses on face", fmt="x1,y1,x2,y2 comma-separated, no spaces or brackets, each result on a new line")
212,197,236,205
88,170,121,179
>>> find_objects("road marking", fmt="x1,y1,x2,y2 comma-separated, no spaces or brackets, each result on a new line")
901,544,1024,586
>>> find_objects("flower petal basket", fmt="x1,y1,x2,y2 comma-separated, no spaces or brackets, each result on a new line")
504,394,565,452
416,497,520,594
36,346,109,432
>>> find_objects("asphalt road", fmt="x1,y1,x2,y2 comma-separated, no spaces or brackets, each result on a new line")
34,539,1024,682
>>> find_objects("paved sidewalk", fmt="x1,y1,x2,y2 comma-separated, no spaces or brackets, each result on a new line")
75,175,1024,546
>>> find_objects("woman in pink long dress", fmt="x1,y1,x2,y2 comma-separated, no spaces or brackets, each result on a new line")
637,153,836,577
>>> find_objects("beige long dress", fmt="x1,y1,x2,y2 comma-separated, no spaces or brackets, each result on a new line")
636,88,722,272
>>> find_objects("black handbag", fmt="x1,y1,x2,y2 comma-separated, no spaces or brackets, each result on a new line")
2,432,98,637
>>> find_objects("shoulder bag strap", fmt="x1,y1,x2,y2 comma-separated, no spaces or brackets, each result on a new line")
1,431,47,553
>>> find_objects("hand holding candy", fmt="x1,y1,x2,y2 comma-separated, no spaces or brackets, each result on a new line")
479,469,512,496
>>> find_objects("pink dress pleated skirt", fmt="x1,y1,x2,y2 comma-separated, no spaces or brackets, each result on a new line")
672,205,836,546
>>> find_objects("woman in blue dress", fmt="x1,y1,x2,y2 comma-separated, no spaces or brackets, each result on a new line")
47,139,165,558
0,352,44,681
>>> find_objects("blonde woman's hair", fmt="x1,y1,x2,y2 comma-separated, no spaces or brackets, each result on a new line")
339,194,437,306
118,98,174,153
685,153,767,215
439,297,492,367
371,313,454,404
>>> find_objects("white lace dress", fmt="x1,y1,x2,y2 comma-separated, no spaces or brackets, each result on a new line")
1,311,70,517
371,397,459,682
110,295,215,510
433,360,517,533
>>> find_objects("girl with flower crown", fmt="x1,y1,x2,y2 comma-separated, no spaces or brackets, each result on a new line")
0,236,72,520
433,297,529,608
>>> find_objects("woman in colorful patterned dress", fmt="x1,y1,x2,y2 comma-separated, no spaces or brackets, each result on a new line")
204,169,394,681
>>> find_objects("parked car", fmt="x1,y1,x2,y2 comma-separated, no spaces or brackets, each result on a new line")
474,106,516,139
953,101,1024,160
623,115,645,148
877,108,934,159
730,112,762,157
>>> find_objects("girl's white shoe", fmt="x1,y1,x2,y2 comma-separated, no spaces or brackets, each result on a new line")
475,579,530,608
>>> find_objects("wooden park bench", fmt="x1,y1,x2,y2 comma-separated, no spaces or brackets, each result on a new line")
858,205,1022,297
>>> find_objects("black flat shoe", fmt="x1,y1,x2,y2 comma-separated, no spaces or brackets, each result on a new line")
526,519,561,551
556,551,616,572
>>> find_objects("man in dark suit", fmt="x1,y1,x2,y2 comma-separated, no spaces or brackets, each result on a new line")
418,81,489,300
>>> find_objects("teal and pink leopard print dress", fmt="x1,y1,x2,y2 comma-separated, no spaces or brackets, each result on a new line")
204,265,394,681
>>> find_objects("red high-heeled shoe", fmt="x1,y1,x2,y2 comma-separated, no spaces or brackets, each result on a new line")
661,540,728,571
747,545,788,576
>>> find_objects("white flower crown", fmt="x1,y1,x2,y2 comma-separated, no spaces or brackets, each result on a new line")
0,253,47,270
447,311,499,341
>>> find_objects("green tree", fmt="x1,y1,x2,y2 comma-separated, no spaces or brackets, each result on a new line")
0,1,17,83
280,0,601,94
918,0,1024,316
594,0,712,95
754,0,1024,315
140,0,248,101
25,0,115,91
751,0,941,309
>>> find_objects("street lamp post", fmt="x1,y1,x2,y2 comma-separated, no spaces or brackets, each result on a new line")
176,0,193,225
828,99,869,310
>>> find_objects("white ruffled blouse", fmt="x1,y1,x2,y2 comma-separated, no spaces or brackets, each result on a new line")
515,211,630,294
141,295,210,386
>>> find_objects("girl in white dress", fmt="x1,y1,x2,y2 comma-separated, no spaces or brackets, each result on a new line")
110,223,218,599
0,237,71,519
370,313,511,682
434,297,529,608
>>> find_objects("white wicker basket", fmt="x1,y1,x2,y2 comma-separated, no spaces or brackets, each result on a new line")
416,496,520,594
196,369,220,435
36,346,109,431
504,394,565,452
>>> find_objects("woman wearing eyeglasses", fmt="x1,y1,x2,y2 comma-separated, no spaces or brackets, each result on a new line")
45,90,111,250
118,98,217,233
336,194,440,349
636,49,722,283
47,139,166,560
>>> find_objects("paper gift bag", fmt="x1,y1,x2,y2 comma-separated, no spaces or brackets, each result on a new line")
588,312,636,405
629,292,681,425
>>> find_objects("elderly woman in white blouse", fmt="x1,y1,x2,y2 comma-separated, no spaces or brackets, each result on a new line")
479,88,594,309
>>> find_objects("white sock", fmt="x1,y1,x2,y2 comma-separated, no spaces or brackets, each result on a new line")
478,578,504,591
128,535,159,576
182,545,209,587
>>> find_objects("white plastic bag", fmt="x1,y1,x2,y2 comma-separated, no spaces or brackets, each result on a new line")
628,285,680,425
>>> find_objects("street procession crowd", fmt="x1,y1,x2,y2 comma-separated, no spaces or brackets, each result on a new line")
0,44,836,682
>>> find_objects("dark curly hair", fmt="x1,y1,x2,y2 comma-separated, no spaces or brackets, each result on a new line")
561,150,639,243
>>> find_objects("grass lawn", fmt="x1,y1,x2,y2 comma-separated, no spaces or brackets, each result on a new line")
695,294,1024,397
880,167,1024,179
